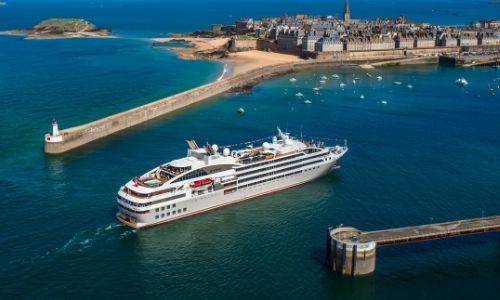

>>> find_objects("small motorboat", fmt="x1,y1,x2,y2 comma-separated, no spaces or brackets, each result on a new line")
376,76,383,80
360,94,365,99
339,82,346,88
237,107,245,114
393,81,402,85
321,76,328,80
379,100,388,105
332,74,340,78
295,92,304,97
304,99,312,104
319,80,326,84
407,84,413,89
289,78,297,82
366,73,373,78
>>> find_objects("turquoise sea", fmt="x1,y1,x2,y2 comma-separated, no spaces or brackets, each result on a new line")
1,0,500,299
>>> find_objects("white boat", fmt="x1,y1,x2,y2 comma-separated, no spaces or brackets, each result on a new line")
237,107,245,114
455,78,469,86
339,82,346,88
304,99,312,104
376,76,383,80
319,80,326,84
321,76,328,80
393,81,402,85
360,95,365,99
379,100,388,104
116,129,348,228
289,78,297,82
407,84,413,89
332,74,340,78
366,73,372,78
295,92,304,97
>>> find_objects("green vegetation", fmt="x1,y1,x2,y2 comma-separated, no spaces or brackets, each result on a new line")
33,18,97,32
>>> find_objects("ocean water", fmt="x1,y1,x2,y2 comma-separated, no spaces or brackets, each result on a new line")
1,0,500,299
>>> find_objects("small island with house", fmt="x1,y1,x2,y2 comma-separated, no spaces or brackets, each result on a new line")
0,18,112,39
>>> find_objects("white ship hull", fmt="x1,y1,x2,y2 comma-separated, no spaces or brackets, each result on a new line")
117,158,337,228
116,129,347,228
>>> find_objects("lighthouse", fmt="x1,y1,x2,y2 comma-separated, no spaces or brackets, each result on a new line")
46,119,63,143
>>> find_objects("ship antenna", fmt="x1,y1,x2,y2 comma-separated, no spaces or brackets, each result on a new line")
300,125,303,142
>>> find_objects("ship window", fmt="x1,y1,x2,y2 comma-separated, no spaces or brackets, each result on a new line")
155,215,159,219
161,207,164,211
183,208,187,212
155,208,159,212
172,211,176,215
167,205,170,209
178,209,181,213
167,212,170,216
173,204,176,208
161,213,164,218
172,168,209,183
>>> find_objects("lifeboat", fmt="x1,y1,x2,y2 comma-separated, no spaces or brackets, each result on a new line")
190,178,213,188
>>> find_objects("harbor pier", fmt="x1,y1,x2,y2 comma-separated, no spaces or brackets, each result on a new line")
43,53,419,154
326,215,500,276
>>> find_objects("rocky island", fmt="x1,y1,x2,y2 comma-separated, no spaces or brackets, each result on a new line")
0,18,112,39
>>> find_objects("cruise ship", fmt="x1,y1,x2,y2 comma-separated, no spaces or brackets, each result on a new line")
116,129,348,228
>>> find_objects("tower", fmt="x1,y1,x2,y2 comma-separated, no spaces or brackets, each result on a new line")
45,119,63,143
343,0,351,24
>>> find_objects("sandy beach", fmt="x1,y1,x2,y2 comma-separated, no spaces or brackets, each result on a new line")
152,37,302,77
152,37,231,60
226,50,302,75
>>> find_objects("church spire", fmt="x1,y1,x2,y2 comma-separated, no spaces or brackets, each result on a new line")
344,0,351,24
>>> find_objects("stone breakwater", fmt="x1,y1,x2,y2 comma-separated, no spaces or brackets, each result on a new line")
43,53,437,154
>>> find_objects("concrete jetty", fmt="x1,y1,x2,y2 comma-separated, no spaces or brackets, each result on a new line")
44,60,353,153
43,50,452,154
326,216,500,276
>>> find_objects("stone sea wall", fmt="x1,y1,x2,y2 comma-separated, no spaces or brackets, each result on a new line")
44,52,443,154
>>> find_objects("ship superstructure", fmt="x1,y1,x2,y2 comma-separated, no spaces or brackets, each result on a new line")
116,129,348,228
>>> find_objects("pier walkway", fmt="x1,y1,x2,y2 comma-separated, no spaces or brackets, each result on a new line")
326,216,500,276
360,215,500,246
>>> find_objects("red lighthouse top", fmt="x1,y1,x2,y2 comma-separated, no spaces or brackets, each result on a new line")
52,119,57,126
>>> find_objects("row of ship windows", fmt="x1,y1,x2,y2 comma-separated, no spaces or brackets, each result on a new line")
123,187,177,199
118,204,150,215
156,207,187,219
239,170,303,189
235,152,305,171
155,203,176,212
172,169,208,183
239,158,324,183
118,193,186,207
237,152,326,177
